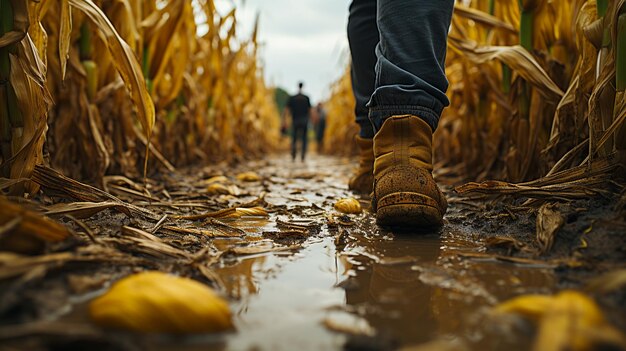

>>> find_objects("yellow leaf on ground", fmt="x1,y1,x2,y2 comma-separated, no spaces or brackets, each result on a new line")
334,198,362,214
207,183,231,195
90,271,233,334
236,172,261,182
203,176,229,185
495,291,626,351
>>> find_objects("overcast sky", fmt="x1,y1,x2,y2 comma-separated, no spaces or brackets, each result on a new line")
214,0,351,103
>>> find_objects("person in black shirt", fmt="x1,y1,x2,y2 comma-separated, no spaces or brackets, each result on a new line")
284,82,312,161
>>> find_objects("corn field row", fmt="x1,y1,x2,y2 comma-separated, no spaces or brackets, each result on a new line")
0,0,281,195
324,0,626,198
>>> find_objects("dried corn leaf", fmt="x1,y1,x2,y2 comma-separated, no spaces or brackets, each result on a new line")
45,201,131,219
453,4,517,35
236,172,261,182
163,225,243,238
31,165,158,219
0,198,71,254
176,206,267,221
585,269,626,294
0,178,28,192
68,0,155,138
59,0,72,80
536,203,564,253
202,176,229,185
221,207,268,218
113,226,190,260
448,36,564,100
207,183,240,196
455,178,610,200
0,245,143,280
495,291,626,351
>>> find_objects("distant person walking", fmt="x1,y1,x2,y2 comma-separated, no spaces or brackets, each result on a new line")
314,103,327,153
284,82,312,161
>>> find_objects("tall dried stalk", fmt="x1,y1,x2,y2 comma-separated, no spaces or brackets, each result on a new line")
325,0,625,198
0,0,281,189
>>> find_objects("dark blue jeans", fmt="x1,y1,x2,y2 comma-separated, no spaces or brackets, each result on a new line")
348,0,454,138
291,119,308,161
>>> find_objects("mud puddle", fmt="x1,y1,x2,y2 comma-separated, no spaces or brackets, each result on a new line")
198,229,554,350
2,155,563,351
151,156,557,350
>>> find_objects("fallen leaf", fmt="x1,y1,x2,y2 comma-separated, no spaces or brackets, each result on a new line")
0,199,71,254
585,269,626,294
89,271,233,334
109,226,190,259
536,203,564,253
207,183,241,196
45,201,131,219
202,176,229,185
176,206,267,220
163,225,243,238
495,291,626,351
236,172,261,182
334,198,362,214
31,165,158,219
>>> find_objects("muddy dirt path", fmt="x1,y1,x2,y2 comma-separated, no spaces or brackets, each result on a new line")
1,154,625,351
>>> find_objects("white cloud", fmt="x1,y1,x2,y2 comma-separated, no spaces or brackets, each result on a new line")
216,0,351,102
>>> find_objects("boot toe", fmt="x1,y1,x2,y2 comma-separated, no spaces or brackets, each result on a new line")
373,166,446,229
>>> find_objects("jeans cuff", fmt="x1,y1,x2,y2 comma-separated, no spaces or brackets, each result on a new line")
369,105,441,132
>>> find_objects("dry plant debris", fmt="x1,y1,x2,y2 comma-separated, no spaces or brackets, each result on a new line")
495,290,626,351
334,198,362,214
535,203,565,253
0,199,71,254
236,172,262,182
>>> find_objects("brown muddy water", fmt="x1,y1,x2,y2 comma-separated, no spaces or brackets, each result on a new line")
12,155,559,351
151,156,555,350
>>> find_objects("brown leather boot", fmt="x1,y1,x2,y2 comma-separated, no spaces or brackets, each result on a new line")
348,136,374,194
372,115,447,228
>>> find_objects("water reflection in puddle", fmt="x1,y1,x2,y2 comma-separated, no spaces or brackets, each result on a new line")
209,224,555,351
218,238,348,351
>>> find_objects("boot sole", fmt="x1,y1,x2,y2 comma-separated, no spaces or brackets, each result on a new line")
376,192,443,228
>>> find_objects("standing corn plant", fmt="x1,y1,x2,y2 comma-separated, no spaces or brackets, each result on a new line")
1,0,281,190
324,0,625,201
1,0,51,195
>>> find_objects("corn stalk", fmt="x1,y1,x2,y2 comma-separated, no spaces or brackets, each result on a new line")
325,0,624,201
1,0,280,187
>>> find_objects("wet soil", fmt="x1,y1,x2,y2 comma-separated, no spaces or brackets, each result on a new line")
0,154,625,351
